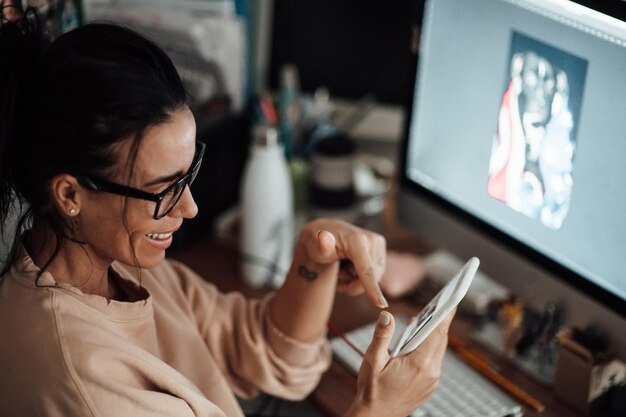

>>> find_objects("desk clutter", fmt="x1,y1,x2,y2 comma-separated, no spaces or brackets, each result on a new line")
473,301,626,417
252,71,394,221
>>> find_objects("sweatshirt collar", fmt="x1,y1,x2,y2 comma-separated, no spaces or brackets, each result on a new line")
11,244,153,320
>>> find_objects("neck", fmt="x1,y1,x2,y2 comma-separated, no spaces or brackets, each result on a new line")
25,224,120,299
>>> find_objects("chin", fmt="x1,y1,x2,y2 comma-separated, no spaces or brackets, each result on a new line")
137,247,168,270
122,237,169,270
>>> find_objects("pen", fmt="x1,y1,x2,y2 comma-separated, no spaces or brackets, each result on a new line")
448,336,545,413
448,333,500,371
279,64,300,160
259,94,278,126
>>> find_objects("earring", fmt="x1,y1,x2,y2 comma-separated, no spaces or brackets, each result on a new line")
69,208,77,215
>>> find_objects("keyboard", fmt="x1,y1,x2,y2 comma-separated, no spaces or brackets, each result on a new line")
331,319,524,417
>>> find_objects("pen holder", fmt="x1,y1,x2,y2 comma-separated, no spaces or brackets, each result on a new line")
308,133,359,223
553,328,626,416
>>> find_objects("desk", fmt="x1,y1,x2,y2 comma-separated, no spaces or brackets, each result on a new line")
169,235,580,417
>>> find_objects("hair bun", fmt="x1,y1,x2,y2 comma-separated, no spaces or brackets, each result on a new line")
1,5,48,59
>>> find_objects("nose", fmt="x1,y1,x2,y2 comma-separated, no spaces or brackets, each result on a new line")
170,185,198,220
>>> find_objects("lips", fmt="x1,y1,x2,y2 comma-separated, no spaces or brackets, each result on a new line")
145,224,181,242
146,232,173,241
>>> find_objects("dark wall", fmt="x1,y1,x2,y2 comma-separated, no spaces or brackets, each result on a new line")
269,0,421,105
173,112,251,247
572,0,626,21
269,0,624,106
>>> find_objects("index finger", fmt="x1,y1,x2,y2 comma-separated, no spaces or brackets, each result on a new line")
346,236,388,308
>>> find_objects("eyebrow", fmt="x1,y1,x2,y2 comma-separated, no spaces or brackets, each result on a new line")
143,171,185,187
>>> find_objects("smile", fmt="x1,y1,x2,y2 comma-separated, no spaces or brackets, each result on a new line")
146,232,173,241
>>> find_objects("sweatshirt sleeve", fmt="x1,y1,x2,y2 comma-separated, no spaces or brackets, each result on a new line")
165,260,332,400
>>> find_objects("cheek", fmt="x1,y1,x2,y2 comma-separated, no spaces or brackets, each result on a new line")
81,198,160,264
80,195,126,239
79,212,132,262
124,202,170,268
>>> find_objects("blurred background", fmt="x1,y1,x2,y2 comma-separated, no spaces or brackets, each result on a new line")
7,0,624,250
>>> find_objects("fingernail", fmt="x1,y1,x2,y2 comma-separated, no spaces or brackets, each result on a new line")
378,294,389,308
378,311,391,326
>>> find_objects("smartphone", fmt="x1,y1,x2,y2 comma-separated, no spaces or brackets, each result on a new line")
391,257,480,357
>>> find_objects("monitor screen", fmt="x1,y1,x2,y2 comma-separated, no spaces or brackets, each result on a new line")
401,0,626,317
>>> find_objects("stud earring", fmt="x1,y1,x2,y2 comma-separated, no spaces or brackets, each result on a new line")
69,208,76,215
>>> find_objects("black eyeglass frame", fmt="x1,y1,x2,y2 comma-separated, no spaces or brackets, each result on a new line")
75,141,206,220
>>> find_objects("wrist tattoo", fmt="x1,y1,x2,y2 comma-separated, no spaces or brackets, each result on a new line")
298,266,318,281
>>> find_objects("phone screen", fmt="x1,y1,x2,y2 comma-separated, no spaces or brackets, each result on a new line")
394,275,457,354
391,257,479,356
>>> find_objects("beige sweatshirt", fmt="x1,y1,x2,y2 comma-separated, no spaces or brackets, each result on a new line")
0,248,331,417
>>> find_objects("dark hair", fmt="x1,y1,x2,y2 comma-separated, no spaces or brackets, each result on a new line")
0,14,187,276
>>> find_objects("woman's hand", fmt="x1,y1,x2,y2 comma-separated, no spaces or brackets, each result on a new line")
299,218,388,308
270,218,387,342
344,310,454,417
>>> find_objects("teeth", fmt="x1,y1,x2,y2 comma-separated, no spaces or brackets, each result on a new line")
146,232,173,240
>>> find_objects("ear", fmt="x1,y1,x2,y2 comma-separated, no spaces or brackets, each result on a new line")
49,174,83,217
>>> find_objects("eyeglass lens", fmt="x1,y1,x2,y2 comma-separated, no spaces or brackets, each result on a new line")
155,157,202,219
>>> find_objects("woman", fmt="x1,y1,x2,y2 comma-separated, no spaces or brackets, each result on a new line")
0,5,452,417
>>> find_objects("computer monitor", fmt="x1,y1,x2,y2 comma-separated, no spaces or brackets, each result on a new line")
398,0,626,357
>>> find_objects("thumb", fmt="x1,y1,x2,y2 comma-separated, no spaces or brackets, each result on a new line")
364,311,395,373
309,230,338,264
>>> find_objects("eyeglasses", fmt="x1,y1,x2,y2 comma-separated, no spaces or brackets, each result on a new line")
76,141,205,220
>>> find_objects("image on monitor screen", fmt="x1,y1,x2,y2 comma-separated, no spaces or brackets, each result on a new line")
487,32,588,230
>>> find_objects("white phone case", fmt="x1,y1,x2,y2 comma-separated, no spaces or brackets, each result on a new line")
392,257,480,356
